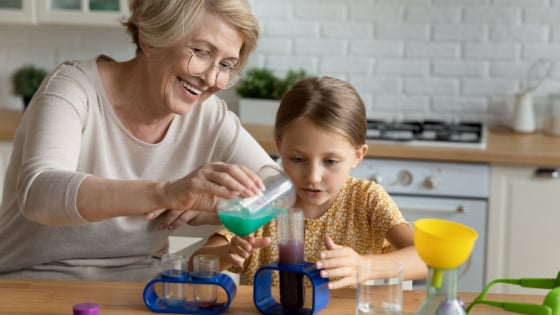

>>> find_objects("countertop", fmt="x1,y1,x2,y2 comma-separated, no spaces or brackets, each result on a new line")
0,278,546,315
244,124,560,167
0,109,22,141
1,109,559,167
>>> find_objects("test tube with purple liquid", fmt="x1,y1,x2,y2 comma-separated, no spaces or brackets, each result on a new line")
277,208,305,312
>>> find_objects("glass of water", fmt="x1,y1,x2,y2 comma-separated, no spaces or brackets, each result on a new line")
356,259,403,315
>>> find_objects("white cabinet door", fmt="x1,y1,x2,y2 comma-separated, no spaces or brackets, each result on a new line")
0,142,13,203
486,165,560,294
37,0,129,26
0,0,36,24
0,0,129,26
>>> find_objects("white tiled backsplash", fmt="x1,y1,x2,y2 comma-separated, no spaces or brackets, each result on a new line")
3,0,560,129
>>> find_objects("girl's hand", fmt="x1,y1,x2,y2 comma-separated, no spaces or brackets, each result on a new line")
226,235,272,268
316,235,364,289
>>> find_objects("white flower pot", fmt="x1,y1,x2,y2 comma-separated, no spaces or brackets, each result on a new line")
238,98,280,125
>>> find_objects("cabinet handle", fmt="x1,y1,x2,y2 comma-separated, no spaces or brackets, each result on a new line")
399,205,468,214
534,168,559,179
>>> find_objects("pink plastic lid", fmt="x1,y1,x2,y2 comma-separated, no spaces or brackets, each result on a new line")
72,303,100,315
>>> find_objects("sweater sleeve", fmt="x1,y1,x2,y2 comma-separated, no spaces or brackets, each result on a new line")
16,62,92,226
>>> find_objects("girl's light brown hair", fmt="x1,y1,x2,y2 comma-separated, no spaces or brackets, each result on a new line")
274,76,367,148
123,0,259,71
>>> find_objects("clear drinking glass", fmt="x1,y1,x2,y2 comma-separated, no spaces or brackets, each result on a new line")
356,259,403,315
545,96,560,136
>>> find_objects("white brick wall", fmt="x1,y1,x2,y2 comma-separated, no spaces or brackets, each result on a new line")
3,0,560,128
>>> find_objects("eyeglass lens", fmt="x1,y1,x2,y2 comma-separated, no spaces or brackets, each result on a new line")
187,53,240,89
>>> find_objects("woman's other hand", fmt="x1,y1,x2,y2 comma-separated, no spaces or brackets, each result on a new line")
148,209,220,230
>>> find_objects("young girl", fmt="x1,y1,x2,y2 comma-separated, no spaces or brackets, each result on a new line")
190,76,427,289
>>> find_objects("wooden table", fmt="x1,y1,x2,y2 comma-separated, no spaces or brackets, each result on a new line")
0,278,546,314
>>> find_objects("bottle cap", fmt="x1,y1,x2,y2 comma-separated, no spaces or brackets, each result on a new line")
72,303,100,315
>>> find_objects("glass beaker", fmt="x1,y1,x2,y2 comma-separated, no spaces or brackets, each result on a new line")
217,165,296,236
544,95,560,136
277,208,305,312
415,267,464,315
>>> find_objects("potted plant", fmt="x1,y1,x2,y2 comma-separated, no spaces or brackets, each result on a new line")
11,65,48,110
236,67,308,124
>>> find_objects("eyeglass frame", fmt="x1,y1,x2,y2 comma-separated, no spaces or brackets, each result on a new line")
185,47,242,89
466,271,560,315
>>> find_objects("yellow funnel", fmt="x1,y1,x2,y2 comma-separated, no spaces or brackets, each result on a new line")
414,218,478,269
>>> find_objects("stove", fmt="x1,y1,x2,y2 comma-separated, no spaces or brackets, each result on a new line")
366,120,487,149
350,157,489,292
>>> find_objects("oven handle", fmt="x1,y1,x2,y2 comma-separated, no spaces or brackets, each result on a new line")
398,204,469,213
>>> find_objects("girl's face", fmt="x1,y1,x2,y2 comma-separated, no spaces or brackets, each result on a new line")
142,12,243,115
277,119,368,217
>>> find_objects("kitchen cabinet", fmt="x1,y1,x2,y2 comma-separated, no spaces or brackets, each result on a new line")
38,0,129,26
486,165,560,294
0,0,35,24
0,0,129,26
0,142,13,203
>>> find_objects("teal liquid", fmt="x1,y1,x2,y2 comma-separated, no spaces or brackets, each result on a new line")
218,207,286,236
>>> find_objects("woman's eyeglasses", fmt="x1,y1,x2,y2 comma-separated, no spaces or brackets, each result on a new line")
186,48,242,89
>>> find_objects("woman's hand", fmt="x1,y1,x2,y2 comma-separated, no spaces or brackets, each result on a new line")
316,235,364,289
146,162,265,229
148,209,221,230
226,235,272,268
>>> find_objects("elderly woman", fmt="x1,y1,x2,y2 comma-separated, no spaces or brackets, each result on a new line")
0,0,274,280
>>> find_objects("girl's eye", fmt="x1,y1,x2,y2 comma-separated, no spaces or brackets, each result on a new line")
325,159,338,165
290,157,305,163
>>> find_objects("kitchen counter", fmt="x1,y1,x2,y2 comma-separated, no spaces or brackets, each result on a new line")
1,109,559,166
244,124,560,167
0,109,22,141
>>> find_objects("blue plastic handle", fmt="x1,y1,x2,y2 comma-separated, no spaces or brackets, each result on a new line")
253,262,329,315
143,272,237,314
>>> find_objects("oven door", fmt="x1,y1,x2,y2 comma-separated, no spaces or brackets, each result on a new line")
391,195,487,292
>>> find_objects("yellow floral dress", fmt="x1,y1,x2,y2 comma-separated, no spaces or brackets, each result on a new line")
212,176,407,286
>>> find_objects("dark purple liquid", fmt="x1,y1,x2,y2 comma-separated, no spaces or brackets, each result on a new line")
278,241,304,265
280,271,305,312
278,241,305,312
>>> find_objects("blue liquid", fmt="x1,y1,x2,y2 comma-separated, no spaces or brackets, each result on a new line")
218,207,286,236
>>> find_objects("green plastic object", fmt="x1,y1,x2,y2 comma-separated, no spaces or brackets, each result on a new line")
466,271,560,315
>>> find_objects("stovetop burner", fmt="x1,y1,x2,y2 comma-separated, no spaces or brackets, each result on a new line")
366,119,487,149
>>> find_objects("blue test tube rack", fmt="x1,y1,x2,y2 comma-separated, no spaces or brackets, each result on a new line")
253,262,330,315
143,271,236,314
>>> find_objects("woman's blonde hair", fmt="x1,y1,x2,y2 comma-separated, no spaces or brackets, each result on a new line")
123,0,259,70
274,76,367,148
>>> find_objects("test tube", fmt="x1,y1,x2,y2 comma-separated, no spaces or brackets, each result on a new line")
277,208,305,312
161,253,185,305
193,254,219,308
